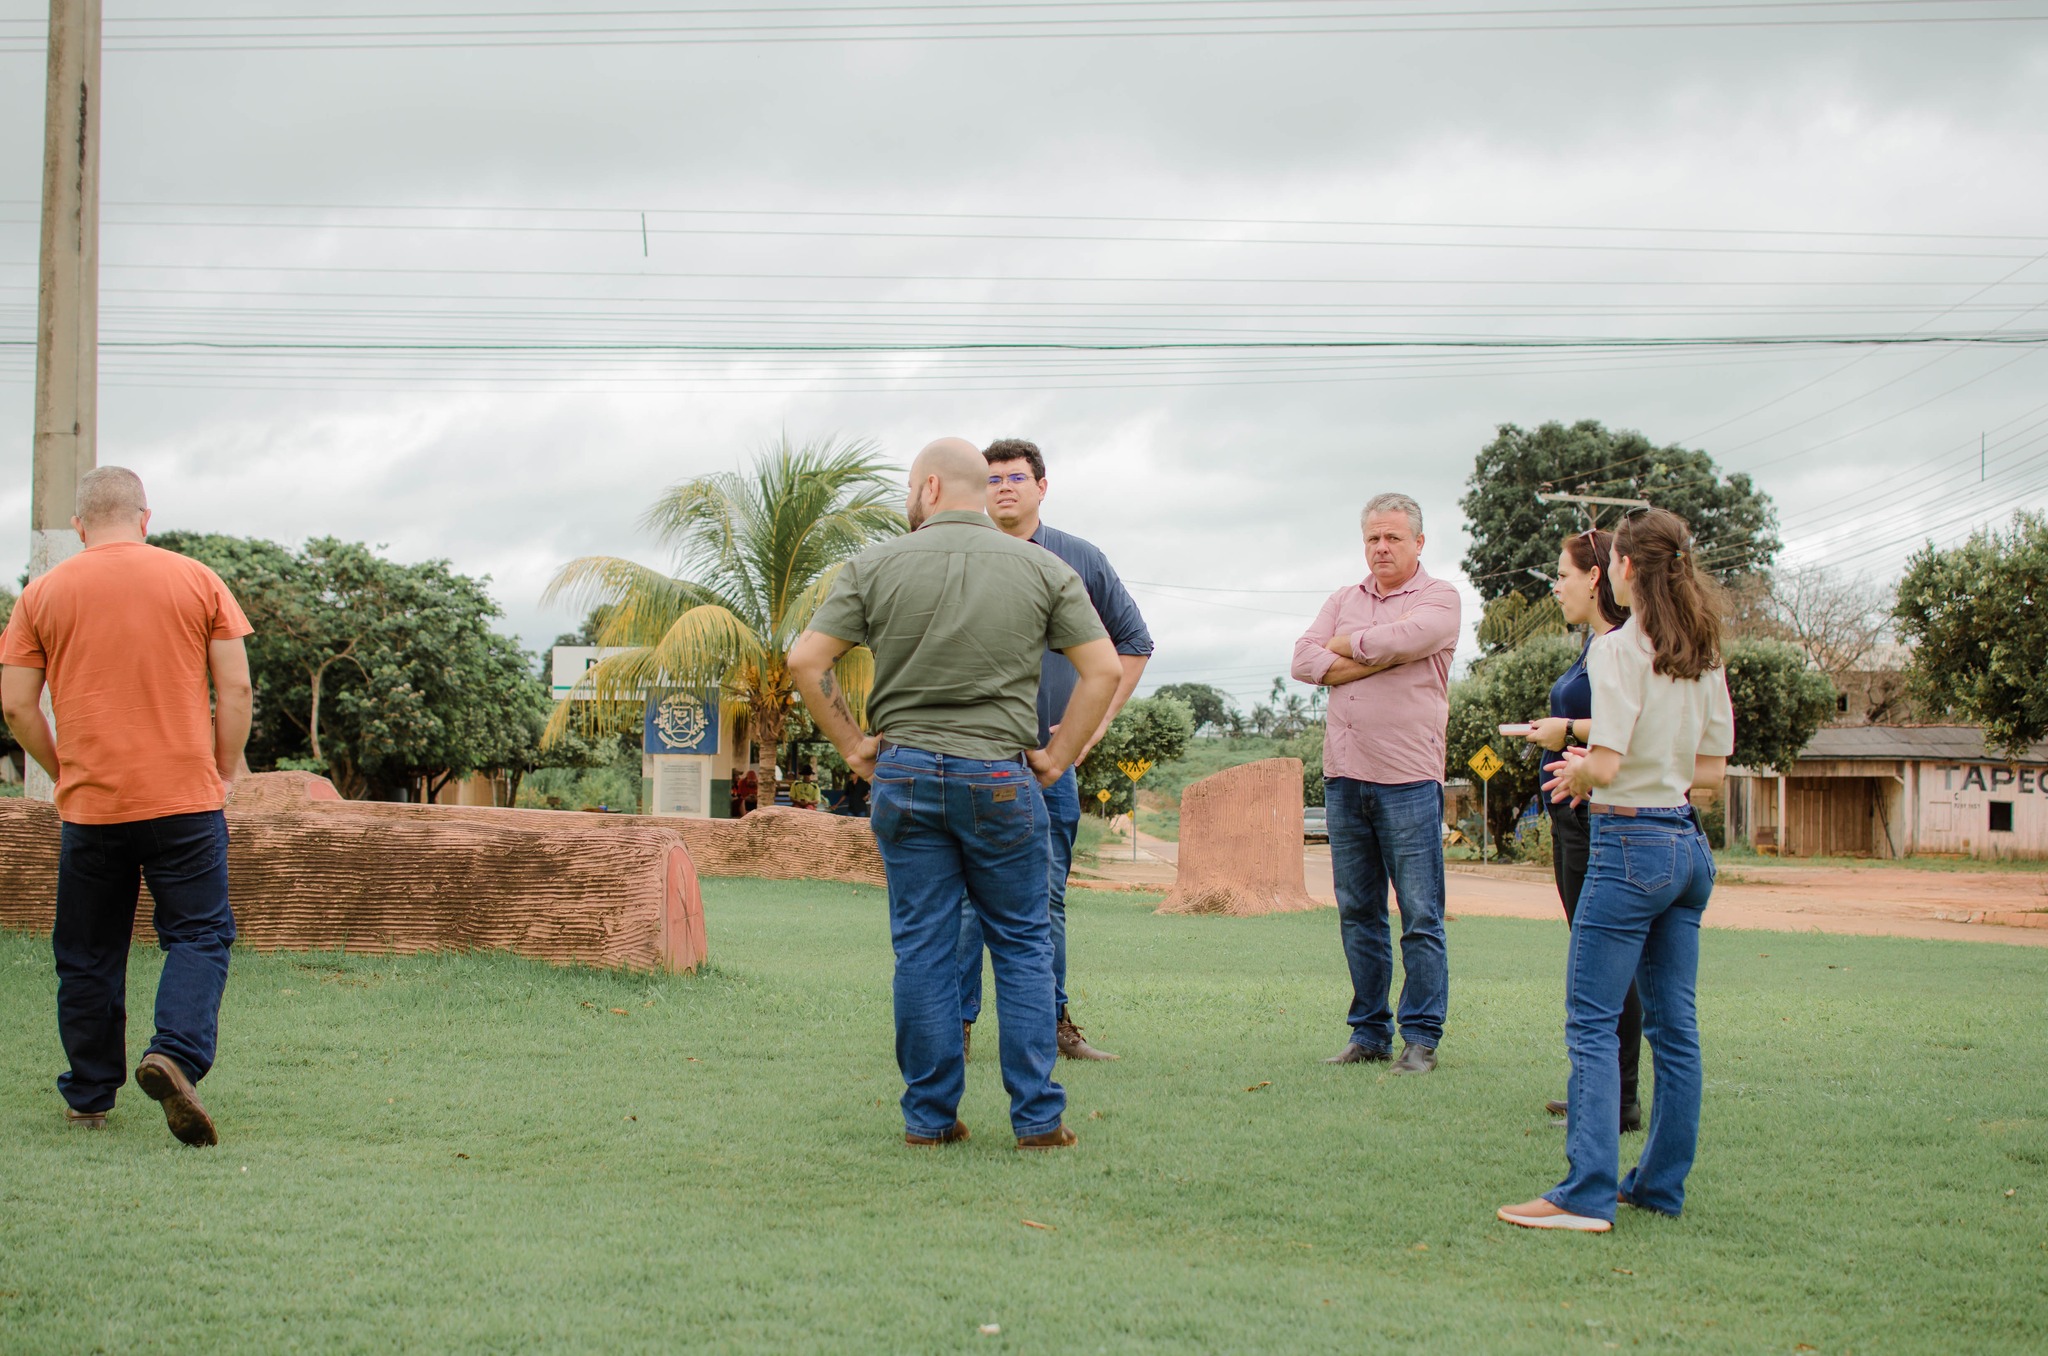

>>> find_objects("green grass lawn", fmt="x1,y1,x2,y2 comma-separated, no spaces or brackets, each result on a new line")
3,883,2045,1353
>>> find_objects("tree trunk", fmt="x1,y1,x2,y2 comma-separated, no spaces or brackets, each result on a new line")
307,663,326,762
752,696,786,788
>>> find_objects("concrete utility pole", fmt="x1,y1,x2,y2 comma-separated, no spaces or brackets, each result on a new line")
23,0,102,802
1535,490,1651,530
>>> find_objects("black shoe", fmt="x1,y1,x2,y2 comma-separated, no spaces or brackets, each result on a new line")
1390,1042,1438,1074
1322,1043,1391,1065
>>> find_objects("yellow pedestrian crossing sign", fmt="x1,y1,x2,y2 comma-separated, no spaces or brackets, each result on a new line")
1468,745,1504,782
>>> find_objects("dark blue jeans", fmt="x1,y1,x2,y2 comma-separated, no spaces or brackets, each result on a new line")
54,810,236,1114
957,765,1079,1022
870,747,1065,1140
1546,807,1714,1221
1326,778,1448,1052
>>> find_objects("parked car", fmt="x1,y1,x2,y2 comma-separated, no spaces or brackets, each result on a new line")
1303,806,1328,842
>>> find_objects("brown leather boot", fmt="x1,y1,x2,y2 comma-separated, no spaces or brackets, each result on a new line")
136,1052,218,1147
905,1120,970,1147
1016,1125,1077,1150
1056,1007,1118,1061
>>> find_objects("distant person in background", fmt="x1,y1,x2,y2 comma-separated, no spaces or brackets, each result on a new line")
1517,529,1643,1134
1291,492,1460,1075
788,437,1120,1150
732,768,759,817
0,467,254,1146
957,438,1153,1064
1498,507,1733,1233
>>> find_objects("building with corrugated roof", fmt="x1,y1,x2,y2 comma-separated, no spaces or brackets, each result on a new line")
1723,725,2048,860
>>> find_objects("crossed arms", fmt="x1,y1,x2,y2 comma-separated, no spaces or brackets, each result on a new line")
1289,586,1459,689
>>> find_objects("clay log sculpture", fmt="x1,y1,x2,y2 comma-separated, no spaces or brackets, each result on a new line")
0,773,706,972
384,800,886,888
1157,757,1322,917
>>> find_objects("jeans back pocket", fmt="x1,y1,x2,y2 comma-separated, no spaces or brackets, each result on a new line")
969,779,1037,851
1619,832,1677,893
870,777,916,845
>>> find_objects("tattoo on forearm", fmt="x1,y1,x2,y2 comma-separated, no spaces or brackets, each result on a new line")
815,667,856,727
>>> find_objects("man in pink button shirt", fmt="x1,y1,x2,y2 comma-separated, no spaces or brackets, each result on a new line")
1291,493,1461,1075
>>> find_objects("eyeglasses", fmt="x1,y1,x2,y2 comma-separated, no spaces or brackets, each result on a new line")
987,472,1034,487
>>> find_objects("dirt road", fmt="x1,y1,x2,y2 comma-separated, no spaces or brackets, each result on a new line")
1075,837,2048,947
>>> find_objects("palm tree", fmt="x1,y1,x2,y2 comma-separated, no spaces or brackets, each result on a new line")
543,436,906,787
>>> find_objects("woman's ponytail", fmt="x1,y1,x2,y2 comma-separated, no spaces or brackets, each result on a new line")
1613,508,1722,680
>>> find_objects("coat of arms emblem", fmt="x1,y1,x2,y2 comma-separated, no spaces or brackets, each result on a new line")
654,693,710,750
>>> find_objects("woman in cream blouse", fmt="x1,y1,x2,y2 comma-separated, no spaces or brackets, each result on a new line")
1498,507,1735,1234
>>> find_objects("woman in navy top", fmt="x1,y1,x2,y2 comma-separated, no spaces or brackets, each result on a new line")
1517,529,1643,1133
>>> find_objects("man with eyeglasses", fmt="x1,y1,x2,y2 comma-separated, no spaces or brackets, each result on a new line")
958,438,1154,1064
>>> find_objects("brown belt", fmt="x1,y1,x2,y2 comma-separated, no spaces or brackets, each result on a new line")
1587,803,1637,817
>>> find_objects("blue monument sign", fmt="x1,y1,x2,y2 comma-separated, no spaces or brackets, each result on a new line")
644,688,721,756
643,688,724,818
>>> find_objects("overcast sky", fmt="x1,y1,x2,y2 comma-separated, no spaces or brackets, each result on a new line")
3,2,2046,709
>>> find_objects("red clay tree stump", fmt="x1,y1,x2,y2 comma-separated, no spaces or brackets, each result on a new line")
1157,757,1321,917
0,773,706,973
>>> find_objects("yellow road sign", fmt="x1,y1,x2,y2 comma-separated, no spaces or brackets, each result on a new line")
1468,744,1504,781
1117,758,1153,783
1096,788,1112,804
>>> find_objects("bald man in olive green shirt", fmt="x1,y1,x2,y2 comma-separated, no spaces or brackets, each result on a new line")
790,438,1121,1151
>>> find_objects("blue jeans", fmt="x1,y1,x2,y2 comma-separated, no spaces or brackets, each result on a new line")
957,765,1079,1022
870,747,1065,1140
1546,807,1714,1221
54,811,236,1114
1326,778,1448,1051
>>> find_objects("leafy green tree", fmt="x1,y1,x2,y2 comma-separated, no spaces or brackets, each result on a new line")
1282,724,1326,806
1894,510,2048,756
1152,682,1233,734
1459,420,1780,650
544,436,904,785
1445,634,1581,845
1723,638,1839,773
1079,695,1195,816
154,532,546,800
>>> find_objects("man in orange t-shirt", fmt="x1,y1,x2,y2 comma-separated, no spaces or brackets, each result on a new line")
1,467,254,1146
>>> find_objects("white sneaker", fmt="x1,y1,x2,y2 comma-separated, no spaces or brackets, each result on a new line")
1497,1203,1612,1233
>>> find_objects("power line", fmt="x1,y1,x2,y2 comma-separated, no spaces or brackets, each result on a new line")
2,197,2042,247
8,213,2045,262
4,332,2039,354
4,2,2043,52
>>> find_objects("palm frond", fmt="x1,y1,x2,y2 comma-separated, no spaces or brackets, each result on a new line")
543,433,906,751
771,562,854,653
832,645,877,727
632,605,763,689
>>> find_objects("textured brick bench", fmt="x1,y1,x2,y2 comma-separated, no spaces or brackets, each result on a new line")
0,773,706,973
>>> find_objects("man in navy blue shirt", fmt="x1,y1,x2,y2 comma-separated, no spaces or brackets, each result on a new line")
959,439,1154,1062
